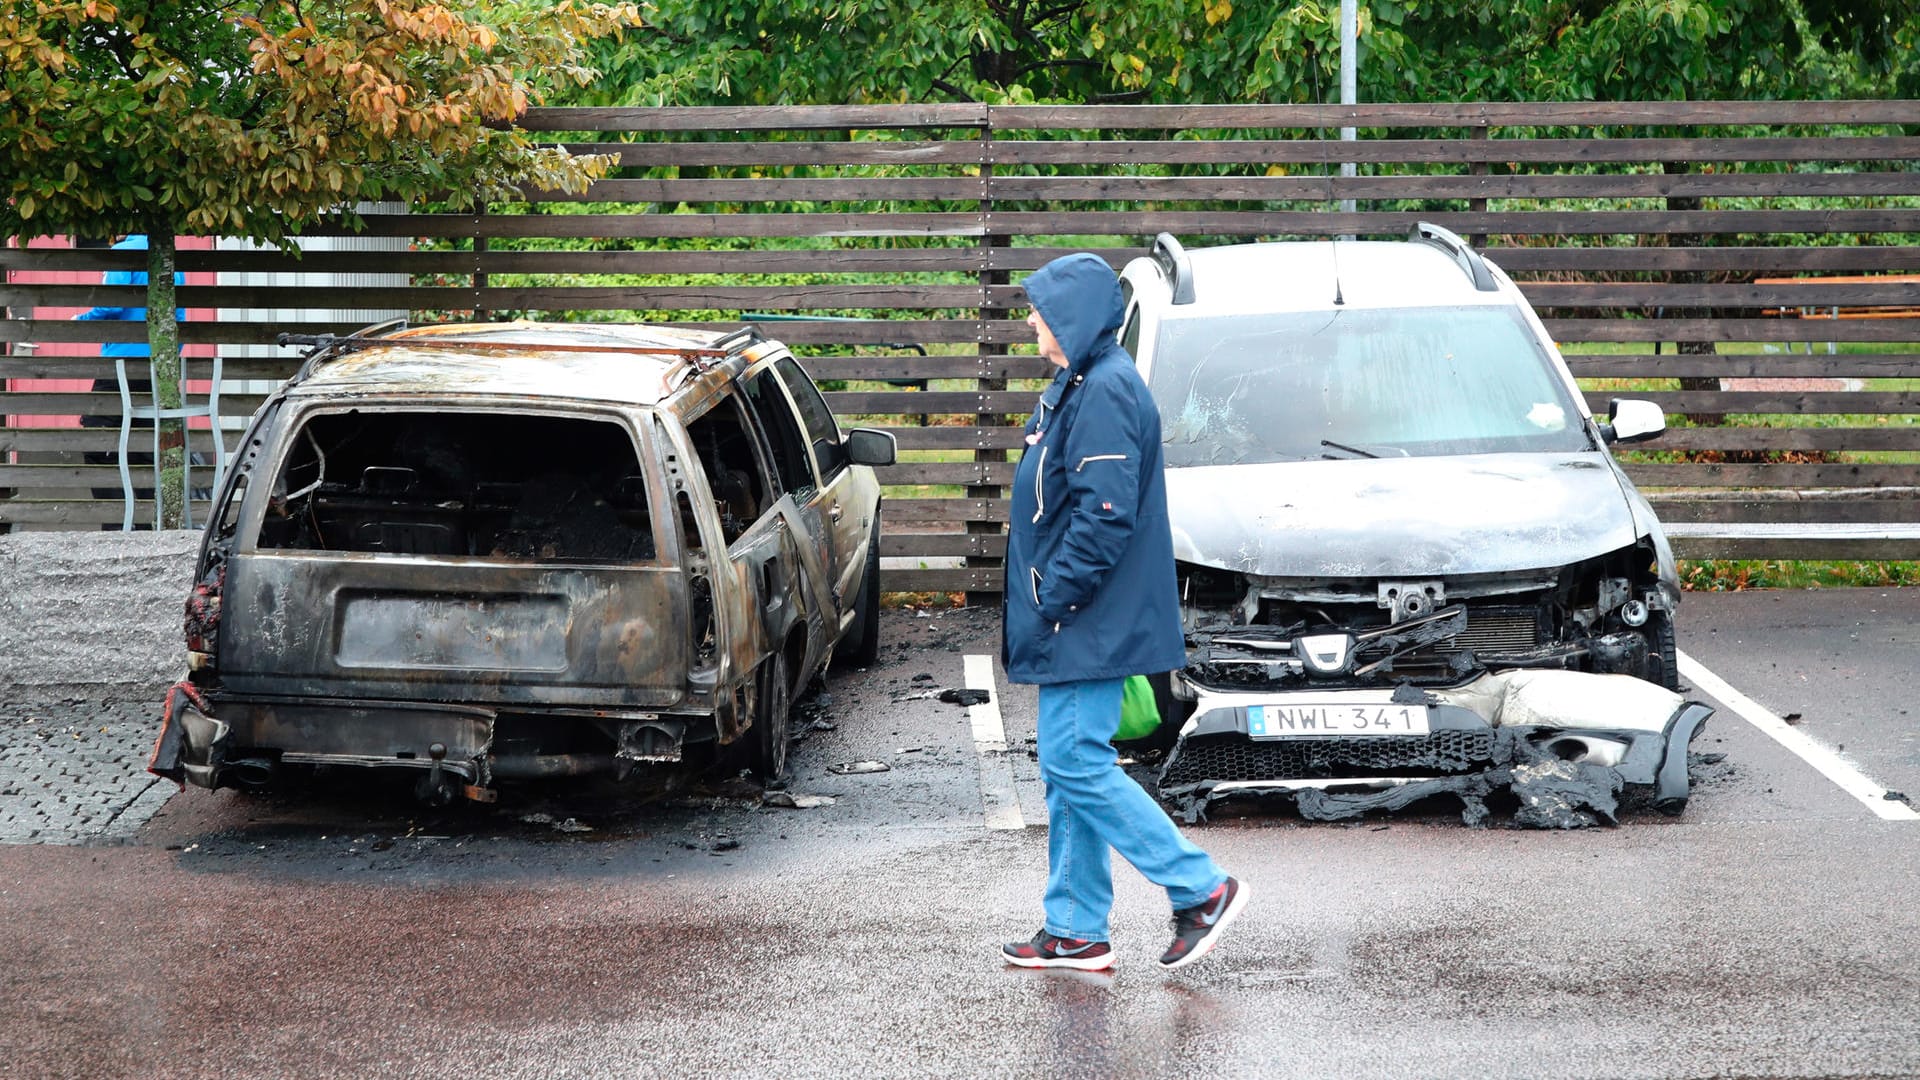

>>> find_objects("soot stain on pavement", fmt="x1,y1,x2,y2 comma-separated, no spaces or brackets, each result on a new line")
126,607,994,882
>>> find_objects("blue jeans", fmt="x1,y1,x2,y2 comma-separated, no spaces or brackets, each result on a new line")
1038,677,1225,942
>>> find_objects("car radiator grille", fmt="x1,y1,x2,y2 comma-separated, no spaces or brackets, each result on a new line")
1453,606,1543,653
1160,730,1498,787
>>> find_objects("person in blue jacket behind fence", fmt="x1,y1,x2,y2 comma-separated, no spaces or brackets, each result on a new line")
999,252,1250,973
70,233,174,507
71,234,185,514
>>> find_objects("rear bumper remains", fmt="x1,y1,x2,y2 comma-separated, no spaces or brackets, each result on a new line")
1157,669,1712,828
149,681,696,801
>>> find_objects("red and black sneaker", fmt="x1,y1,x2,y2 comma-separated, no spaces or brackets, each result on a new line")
1158,876,1249,970
1002,930,1115,971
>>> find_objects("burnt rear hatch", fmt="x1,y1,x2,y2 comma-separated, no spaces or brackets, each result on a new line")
161,406,691,794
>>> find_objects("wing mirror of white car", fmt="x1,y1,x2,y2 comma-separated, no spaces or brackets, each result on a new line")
845,427,897,467
1601,398,1666,445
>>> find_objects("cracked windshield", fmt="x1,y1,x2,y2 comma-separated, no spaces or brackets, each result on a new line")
1151,305,1593,467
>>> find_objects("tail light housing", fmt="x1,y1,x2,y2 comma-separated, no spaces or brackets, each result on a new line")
184,565,225,667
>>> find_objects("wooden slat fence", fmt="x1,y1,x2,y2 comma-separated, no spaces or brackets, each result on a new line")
7,101,1920,589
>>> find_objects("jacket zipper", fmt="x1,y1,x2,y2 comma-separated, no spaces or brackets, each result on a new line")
1075,453,1127,471
1030,445,1048,523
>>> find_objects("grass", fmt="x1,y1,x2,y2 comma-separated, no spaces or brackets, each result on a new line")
1679,559,1920,590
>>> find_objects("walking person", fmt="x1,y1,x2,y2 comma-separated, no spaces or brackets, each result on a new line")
1000,252,1248,972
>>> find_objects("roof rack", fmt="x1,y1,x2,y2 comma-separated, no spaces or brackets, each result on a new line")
663,323,767,390
277,321,765,385
280,318,410,383
1409,221,1498,292
1151,233,1197,305
708,325,762,355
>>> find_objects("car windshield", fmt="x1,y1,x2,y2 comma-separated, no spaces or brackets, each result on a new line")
1151,305,1594,468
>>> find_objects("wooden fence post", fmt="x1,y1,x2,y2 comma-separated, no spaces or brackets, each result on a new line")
1664,159,1725,427
1468,124,1491,248
967,114,1007,606
472,200,490,323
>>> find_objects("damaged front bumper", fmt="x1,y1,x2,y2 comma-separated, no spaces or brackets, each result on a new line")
148,680,696,802
1157,669,1712,828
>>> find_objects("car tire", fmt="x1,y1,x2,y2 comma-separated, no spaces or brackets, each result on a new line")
1647,609,1680,692
835,511,883,670
753,650,793,782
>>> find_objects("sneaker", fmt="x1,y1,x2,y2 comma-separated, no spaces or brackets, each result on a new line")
1158,876,1249,970
1002,930,1115,971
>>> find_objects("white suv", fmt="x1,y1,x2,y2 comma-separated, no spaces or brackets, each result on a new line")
1115,225,1709,826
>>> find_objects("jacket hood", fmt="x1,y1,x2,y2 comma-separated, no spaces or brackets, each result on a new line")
1024,253,1124,374
1166,452,1644,577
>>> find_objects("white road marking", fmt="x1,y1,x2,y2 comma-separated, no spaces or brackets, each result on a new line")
964,654,1026,831
1679,650,1920,822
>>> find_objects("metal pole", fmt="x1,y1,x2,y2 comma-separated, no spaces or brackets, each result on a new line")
1339,0,1357,219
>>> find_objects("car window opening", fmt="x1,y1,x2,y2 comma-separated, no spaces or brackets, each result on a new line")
685,396,773,545
742,370,817,497
772,356,848,479
254,411,657,562
672,487,720,665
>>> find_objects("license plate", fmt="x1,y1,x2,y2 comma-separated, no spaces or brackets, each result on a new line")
336,592,569,671
1248,702,1430,737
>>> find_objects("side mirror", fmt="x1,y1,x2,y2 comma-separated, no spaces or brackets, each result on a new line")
1602,398,1666,445
845,427,896,467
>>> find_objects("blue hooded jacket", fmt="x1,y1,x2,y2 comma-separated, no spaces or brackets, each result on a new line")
72,235,185,358
1001,253,1187,685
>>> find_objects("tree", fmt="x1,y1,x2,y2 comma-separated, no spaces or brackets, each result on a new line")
577,0,1915,109
1,0,644,527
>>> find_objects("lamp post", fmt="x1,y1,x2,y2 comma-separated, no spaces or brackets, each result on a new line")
1339,0,1357,218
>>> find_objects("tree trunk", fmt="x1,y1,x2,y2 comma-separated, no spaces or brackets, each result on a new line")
146,231,186,530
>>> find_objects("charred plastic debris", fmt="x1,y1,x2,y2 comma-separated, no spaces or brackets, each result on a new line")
1148,557,1713,828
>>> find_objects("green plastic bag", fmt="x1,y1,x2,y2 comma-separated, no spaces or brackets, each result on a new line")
1115,674,1162,741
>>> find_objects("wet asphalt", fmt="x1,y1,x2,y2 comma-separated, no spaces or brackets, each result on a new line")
4,594,1919,1079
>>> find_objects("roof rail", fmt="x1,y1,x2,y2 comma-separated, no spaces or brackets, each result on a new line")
1409,221,1498,292
664,323,768,390
281,321,760,387
709,324,764,355
280,318,410,383
1151,233,1197,305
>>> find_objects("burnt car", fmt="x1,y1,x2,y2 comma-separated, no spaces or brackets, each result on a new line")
1116,226,1712,826
149,320,894,802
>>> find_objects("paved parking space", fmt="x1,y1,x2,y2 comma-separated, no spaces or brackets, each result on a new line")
5,591,1919,845
1676,588,1920,808
3,594,1919,1078
0,688,173,844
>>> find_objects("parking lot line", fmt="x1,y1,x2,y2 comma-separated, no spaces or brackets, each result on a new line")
963,654,1026,831
1679,650,1920,822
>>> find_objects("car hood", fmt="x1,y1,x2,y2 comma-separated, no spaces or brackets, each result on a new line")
1166,452,1641,577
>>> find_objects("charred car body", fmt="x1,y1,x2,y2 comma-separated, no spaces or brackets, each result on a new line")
1118,226,1712,826
150,321,894,802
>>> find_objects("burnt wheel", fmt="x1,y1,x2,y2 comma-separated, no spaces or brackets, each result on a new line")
753,650,794,782
1647,610,1680,691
